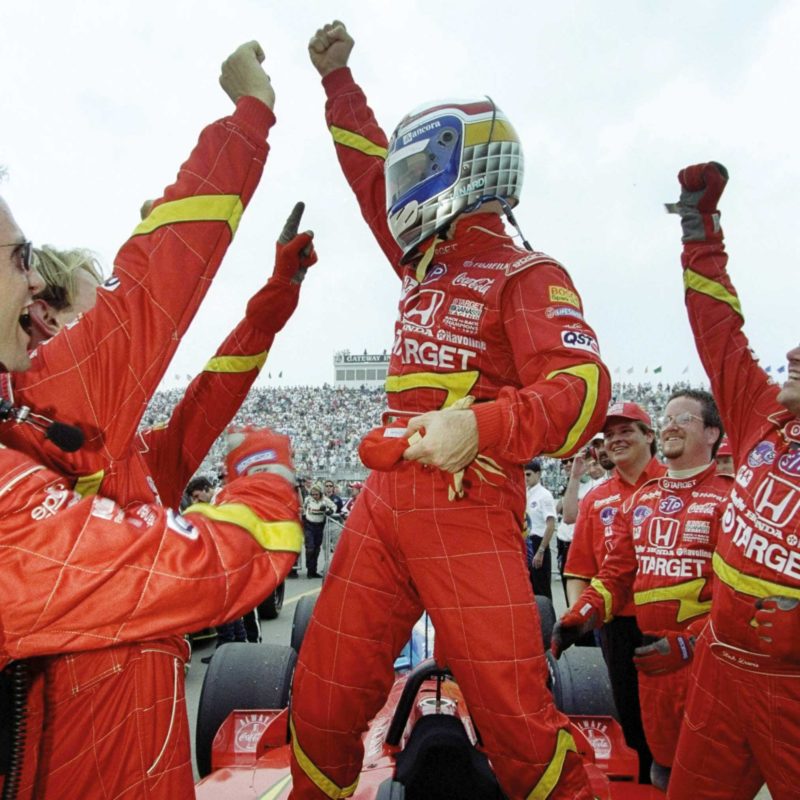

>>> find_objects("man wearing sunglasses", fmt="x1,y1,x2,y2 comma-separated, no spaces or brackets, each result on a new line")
0,236,39,372
552,388,732,791
660,163,800,800
0,41,308,800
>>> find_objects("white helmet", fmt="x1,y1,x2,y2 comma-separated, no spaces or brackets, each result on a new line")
385,96,524,260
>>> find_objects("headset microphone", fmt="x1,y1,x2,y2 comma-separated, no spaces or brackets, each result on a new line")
0,399,85,453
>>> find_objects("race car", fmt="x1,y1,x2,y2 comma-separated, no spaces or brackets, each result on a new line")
194,597,665,799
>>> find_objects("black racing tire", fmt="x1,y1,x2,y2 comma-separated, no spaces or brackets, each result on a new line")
195,643,296,777
546,648,619,720
258,581,285,620
291,594,318,655
535,595,556,651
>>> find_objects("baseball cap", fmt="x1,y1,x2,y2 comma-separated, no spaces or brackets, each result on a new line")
604,401,652,428
349,481,364,490
525,459,543,473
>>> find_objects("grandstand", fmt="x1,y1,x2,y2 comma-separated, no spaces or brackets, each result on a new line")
140,380,700,494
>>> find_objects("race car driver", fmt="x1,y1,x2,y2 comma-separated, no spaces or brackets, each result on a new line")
554,388,731,790
663,163,800,800
563,401,663,783
288,20,611,800
0,41,292,800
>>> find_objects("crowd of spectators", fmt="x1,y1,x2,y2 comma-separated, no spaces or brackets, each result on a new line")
139,380,702,492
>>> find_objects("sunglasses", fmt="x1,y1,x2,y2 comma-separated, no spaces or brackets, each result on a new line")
1,240,33,273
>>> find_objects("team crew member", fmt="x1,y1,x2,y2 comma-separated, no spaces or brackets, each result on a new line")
289,21,610,800
0,204,303,796
563,401,662,783
30,199,316,510
0,42,287,800
555,389,730,790
664,163,800,800
525,459,557,600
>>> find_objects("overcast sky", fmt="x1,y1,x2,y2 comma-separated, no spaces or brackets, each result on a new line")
1,0,797,389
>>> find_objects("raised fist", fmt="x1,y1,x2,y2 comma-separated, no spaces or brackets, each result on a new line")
220,41,275,110
666,161,729,243
308,20,354,77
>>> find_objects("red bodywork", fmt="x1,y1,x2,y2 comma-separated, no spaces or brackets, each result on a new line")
196,664,664,799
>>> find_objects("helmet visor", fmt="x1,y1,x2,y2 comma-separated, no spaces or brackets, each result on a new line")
386,118,462,209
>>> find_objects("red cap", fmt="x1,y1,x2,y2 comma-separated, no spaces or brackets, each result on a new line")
349,481,364,490
225,426,294,479
716,434,733,457
604,401,652,428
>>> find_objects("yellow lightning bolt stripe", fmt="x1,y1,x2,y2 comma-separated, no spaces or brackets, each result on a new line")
132,195,244,237
203,352,268,373
384,370,481,409
589,579,615,623
526,728,579,800
634,577,712,623
683,269,743,317
713,551,800,600
330,125,388,159
258,775,292,800
543,363,601,458
183,503,302,553
74,470,105,498
290,717,359,799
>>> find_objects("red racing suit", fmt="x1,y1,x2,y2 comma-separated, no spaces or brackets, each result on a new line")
666,241,800,799
0,98,279,799
563,457,663,776
0,442,301,799
289,67,610,800
581,464,730,767
141,275,303,508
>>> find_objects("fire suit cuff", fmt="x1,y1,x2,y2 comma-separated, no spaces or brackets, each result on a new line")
233,96,276,140
472,401,505,451
322,67,356,98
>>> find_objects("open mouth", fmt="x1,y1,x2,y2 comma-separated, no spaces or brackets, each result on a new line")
19,309,32,336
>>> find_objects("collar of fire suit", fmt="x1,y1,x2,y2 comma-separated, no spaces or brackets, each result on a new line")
614,456,664,489
667,462,714,479
413,211,509,273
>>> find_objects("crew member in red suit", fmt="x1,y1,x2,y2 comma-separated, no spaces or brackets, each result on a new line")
563,401,662,783
0,41,302,800
29,198,315,510
553,388,730,791
662,163,800,799
0,201,302,796
288,20,611,800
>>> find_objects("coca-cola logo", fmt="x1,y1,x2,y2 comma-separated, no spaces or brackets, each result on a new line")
234,714,269,752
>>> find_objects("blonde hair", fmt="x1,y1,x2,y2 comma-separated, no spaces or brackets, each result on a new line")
33,245,104,310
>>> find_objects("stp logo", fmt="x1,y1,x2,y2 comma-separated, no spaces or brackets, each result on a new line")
658,496,684,515
778,451,800,478
421,264,447,285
